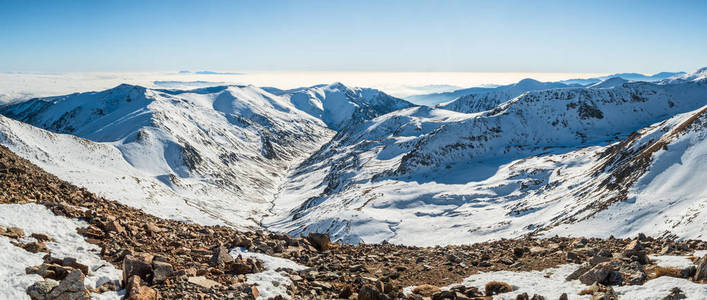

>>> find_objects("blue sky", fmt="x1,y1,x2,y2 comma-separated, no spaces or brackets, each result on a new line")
1,0,706,73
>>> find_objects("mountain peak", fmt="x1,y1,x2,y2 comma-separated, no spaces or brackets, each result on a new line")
514,78,542,88
324,82,349,91
589,77,628,89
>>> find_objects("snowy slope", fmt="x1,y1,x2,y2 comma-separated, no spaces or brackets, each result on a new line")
588,77,628,89
0,203,122,300
409,78,575,107
0,83,409,229
265,71,707,245
270,82,415,129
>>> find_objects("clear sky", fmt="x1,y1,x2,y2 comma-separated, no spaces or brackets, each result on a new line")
1,0,706,73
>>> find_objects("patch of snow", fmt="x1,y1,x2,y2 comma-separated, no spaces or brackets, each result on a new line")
649,256,696,268
431,263,707,299
230,247,307,300
0,203,122,299
451,264,586,299
0,235,44,300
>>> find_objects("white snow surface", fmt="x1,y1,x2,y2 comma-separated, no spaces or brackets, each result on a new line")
229,247,307,300
1,70,706,247
0,203,122,300
267,72,707,245
432,263,707,299
0,83,408,229
588,77,629,89
649,255,696,268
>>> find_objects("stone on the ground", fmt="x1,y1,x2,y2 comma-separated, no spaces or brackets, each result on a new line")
579,262,614,285
187,276,221,289
661,287,687,300
152,261,173,283
126,275,158,300
47,269,90,300
308,232,331,252
484,281,512,296
123,253,154,284
694,255,707,282
209,245,234,267
26,280,58,300
358,285,389,300
413,284,440,296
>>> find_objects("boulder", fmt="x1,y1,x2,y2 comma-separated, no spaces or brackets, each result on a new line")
623,240,643,256
578,262,614,285
187,276,221,289
209,246,234,267
566,263,591,281
47,269,90,300
123,253,154,284
105,220,125,235
231,235,253,248
152,261,173,283
26,280,58,300
590,287,617,300
431,290,456,300
126,275,158,300
4,226,25,238
413,284,440,296
62,257,89,275
358,285,389,300
307,232,331,252
31,233,52,242
694,255,707,282
22,241,49,253
245,286,259,299
484,281,512,296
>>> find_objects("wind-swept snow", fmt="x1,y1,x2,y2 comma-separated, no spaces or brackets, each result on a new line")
435,263,707,299
266,70,707,245
230,247,307,300
0,203,122,300
0,83,409,229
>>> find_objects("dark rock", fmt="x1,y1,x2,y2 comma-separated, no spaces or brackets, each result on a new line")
695,255,707,281
152,261,173,283
358,285,389,300
26,280,58,300
209,246,234,267
122,253,153,284
308,232,331,252
484,281,512,296
661,287,687,300
126,275,158,300
578,262,614,285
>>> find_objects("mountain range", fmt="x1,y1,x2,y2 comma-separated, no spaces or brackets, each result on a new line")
406,71,687,106
1,68,705,246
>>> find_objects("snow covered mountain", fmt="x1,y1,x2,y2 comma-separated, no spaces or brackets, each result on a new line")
559,71,686,86
267,82,415,129
265,70,707,245
407,79,576,106
0,83,412,229
1,69,706,247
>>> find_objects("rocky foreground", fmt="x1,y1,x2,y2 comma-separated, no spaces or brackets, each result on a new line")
1,143,707,300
